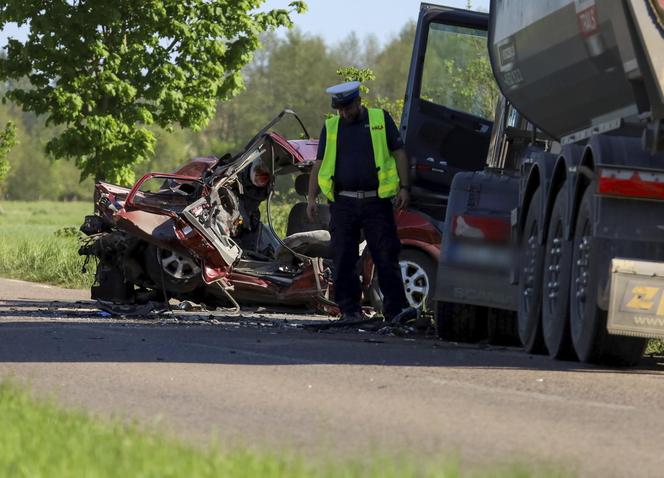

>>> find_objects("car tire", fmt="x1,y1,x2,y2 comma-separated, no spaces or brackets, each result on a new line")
541,188,576,360
144,244,203,295
369,249,437,313
569,186,646,366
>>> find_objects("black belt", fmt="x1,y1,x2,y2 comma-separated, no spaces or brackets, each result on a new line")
337,190,378,199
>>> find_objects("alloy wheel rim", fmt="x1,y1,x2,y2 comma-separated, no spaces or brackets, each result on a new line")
400,260,429,308
376,259,430,309
159,249,200,280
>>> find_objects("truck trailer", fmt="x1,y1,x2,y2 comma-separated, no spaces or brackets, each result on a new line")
401,1,664,365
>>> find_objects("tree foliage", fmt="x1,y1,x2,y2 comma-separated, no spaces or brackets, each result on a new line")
336,66,405,125
420,24,498,120
0,0,306,184
0,121,16,188
0,15,500,200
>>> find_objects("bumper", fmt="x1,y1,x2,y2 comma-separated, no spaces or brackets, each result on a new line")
435,264,517,311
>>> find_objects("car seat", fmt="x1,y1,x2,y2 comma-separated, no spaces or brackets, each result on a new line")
286,173,330,235
277,173,332,259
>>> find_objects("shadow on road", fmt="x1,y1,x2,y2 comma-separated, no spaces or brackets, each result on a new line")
2,298,664,374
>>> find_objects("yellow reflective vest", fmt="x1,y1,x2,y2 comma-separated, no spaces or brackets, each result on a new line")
318,108,400,202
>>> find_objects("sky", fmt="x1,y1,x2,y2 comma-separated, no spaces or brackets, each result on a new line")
0,0,490,48
263,0,490,45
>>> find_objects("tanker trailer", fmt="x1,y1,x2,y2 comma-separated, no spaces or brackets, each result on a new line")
407,1,664,365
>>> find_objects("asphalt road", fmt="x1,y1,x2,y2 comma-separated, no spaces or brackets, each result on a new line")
2,277,664,476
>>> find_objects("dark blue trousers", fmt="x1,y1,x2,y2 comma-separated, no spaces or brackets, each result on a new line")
329,196,408,318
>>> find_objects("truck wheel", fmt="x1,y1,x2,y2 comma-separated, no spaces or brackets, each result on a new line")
436,301,488,342
487,308,520,345
570,186,646,365
541,188,576,359
517,188,547,354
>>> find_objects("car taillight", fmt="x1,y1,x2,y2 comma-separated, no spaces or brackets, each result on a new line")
597,167,664,200
453,215,511,242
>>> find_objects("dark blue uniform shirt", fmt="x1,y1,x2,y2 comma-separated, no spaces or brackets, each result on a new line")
316,108,403,192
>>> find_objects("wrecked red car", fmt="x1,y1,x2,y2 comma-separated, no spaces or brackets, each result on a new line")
79,110,441,314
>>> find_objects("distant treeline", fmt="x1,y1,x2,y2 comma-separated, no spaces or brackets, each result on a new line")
0,25,416,201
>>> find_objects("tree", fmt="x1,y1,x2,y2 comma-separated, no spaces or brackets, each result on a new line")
335,66,405,124
0,122,16,190
207,29,339,147
0,0,306,184
420,26,498,120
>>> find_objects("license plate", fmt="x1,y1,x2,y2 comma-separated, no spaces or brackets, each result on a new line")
608,258,664,339
448,243,512,270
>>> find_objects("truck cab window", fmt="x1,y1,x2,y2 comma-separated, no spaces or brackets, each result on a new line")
420,23,499,121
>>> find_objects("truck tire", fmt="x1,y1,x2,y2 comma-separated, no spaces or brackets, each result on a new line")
487,308,520,345
569,186,646,366
436,301,487,342
517,188,547,354
541,188,576,359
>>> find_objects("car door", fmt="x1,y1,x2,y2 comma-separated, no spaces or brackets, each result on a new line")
401,5,498,205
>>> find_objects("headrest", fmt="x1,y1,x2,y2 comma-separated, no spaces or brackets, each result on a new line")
295,173,310,196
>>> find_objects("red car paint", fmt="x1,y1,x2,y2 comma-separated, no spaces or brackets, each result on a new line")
82,111,442,314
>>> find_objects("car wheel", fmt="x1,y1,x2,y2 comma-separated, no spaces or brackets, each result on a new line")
569,186,646,365
369,249,436,313
144,244,202,295
541,188,576,359
517,188,547,354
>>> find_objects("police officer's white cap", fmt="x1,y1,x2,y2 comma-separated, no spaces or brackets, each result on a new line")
326,81,361,108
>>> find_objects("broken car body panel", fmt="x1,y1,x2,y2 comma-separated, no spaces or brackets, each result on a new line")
82,111,337,310
81,110,442,314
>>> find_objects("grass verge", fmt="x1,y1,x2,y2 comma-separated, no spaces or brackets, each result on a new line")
0,201,94,289
0,381,564,478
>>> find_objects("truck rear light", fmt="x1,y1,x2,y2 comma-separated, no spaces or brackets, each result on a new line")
415,164,432,172
597,167,664,200
453,215,511,242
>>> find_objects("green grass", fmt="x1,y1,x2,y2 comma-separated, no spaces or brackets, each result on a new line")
645,339,664,355
0,381,565,478
0,201,94,289
0,200,292,289
261,200,291,239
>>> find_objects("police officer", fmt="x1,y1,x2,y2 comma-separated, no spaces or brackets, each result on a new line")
307,81,416,325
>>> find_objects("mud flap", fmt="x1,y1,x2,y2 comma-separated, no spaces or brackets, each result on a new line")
608,258,664,339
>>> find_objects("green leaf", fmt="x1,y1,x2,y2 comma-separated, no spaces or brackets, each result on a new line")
0,0,308,181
